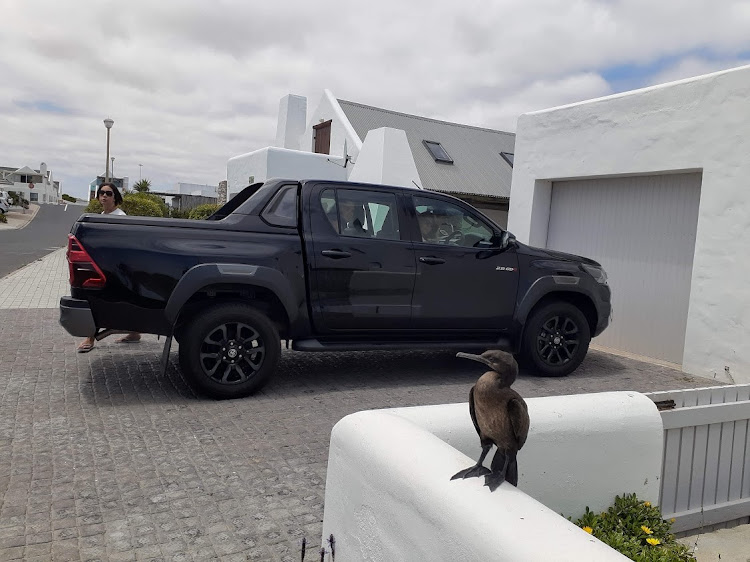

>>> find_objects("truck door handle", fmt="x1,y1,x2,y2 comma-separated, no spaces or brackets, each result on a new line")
321,249,352,259
419,256,446,265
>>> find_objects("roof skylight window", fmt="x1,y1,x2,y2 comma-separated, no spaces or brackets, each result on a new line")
500,152,514,167
423,140,453,164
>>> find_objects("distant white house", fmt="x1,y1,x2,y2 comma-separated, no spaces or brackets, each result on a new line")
228,90,515,227
508,64,750,384
0,163,60,204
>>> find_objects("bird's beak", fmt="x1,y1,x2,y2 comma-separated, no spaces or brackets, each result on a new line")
456,352,493,368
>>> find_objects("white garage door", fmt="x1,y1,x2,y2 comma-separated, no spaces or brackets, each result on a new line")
546,173,702,364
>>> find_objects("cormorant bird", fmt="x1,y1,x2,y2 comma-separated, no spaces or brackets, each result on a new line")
451,350,530,491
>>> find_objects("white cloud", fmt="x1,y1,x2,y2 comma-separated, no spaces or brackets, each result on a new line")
1,0,749,200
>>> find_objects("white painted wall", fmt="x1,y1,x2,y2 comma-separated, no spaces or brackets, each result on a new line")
302,89,363,168
322,391,661,561
507,64,750,384
275,94,307,150
226,146,347,196
347,127,422,189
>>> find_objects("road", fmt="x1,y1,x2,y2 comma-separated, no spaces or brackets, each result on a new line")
0,204,82,277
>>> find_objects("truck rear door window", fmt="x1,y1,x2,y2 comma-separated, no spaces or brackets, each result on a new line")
321,188,400,240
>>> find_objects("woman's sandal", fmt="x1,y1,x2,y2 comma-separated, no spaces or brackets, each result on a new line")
77,342,94,353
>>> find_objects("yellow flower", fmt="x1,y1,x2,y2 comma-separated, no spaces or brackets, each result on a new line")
670,518,676,523
646,537,661,546
641,526,653,535
643,501,651,507
582,526,593,534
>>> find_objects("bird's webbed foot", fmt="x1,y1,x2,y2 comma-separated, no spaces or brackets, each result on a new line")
451,464,491,480
484,471,506,491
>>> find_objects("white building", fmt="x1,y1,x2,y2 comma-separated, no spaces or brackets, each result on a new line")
172,182,218,198
0,163,60,204
508,64,750,384
228,90,514,227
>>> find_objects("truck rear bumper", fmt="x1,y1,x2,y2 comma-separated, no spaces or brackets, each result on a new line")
59,296,96,337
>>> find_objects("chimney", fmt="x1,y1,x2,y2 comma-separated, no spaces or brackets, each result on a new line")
275,95,307,151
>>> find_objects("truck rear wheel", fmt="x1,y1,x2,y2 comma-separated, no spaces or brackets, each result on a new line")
178,303,280,399
521,301,590,377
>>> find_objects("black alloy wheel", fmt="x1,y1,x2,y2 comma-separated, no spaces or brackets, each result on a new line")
536,314,581,367
179,303,280,399
200,321,265,384
521,301,591,377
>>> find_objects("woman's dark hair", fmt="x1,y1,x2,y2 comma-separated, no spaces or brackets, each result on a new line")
97,182,123,205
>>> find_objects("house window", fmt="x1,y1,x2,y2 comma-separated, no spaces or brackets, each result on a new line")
500,152,514,167
423,140,453,164
29,192,38,202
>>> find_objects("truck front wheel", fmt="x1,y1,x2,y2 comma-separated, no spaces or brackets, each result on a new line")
178,303,281,399
521,301,591,377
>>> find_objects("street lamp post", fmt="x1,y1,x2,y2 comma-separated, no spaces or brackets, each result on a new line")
104,118,114,182
111,157,115,179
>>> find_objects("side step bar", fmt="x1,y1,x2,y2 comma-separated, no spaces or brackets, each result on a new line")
292,337,512,353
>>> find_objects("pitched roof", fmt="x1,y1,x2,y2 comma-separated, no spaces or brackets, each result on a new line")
338,99,515,199
13,166,39,175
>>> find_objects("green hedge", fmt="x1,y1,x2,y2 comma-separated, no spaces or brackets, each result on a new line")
84,200,102,213
188,204,221,220
84,194,220,220
127,192,169,217
84,193,163,217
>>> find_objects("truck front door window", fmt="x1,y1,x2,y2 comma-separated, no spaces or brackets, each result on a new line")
414,196,494,247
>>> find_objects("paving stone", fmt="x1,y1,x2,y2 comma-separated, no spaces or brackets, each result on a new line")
0,255,722,561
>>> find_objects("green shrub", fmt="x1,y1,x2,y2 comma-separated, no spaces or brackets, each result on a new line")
0,213,7,223
84,200,102,213
169,208,192,219
61,193,77,202
574,494,695,561
126,192,169,217
121,194,163,217
188,204,220,220
85,193,163,217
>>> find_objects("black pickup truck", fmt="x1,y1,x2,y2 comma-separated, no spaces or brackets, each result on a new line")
60,179,611,399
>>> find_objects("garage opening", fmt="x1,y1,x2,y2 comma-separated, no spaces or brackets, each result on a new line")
546,173,702,364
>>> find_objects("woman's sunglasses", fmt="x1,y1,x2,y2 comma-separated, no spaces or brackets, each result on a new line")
99,190,114,197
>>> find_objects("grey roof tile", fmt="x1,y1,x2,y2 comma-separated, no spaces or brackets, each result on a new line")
338,99,515,199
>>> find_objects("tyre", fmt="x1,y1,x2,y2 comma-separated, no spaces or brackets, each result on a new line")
520,301,591,377
178,303,281,399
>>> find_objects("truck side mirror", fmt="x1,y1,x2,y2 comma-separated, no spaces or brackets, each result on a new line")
500,231,516,249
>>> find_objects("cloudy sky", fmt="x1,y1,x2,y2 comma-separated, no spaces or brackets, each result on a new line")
2,0,749,200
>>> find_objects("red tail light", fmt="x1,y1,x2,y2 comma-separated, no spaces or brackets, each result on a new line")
67,234,107,288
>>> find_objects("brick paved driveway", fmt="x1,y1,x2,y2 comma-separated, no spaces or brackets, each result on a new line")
0,309,716,561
